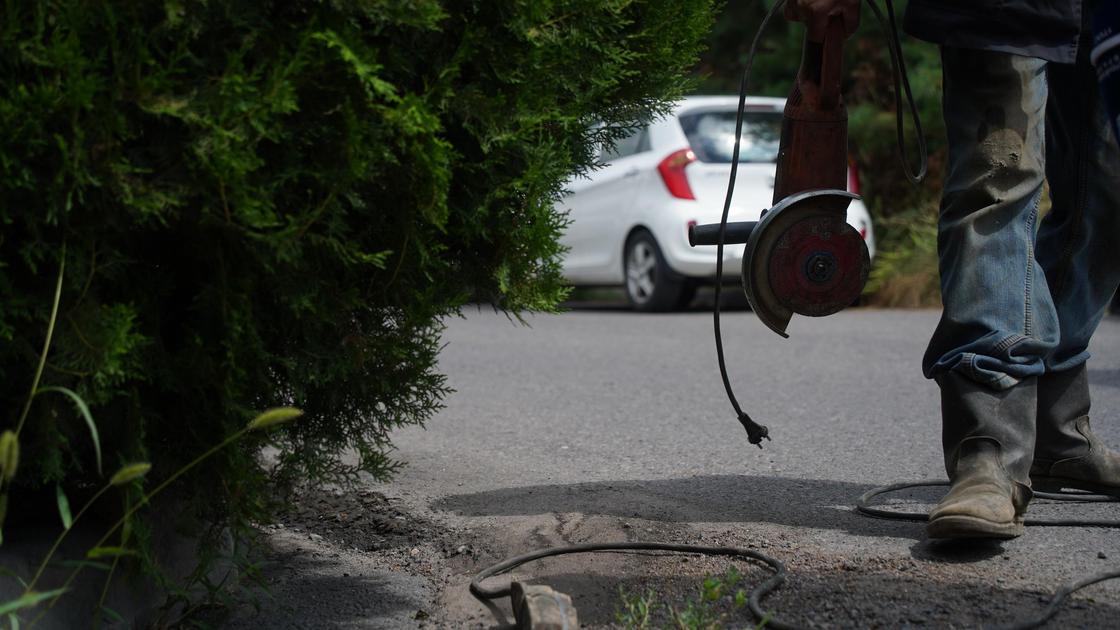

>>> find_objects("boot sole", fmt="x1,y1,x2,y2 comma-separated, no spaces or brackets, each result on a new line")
1031,475,1120,498
926,515,1024,540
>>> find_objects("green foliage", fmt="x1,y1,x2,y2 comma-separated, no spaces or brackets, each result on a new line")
617,587,655,629
1,408,299,626
1,0,713,507
695,0,945,305
863,206,940,307
1,0,715,617
0,589,68,617
615,568,764,630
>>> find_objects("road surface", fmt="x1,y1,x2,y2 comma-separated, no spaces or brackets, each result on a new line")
232,298,1120,628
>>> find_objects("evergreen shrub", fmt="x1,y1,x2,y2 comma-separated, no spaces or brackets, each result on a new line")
0,0,713,527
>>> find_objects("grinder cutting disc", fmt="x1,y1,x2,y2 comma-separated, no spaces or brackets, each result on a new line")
742,189,869,337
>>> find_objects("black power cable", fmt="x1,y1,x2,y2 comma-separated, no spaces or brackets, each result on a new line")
470,495,1120,630
470,2,1120,628
858,482,1120,630
469,541,791,630
710,0,786,449
715,0,927,450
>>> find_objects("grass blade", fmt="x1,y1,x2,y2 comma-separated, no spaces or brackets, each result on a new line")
0,589,69,616
34,387,101,475
248,407,303,431
55,485,72,530
0,432,17,482
14,246,65,437
86,547,136,560
109,463,150,487
0,568,28,589
100,606,124,623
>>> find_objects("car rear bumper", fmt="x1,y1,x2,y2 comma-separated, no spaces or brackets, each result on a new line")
664,242,747,279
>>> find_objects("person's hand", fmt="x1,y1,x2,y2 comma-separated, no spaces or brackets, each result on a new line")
784,0,860,42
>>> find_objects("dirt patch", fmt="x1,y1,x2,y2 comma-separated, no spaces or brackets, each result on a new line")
219,485,1120,628
272,487,433,553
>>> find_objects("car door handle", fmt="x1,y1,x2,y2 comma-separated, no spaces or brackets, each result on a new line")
623,169,640,178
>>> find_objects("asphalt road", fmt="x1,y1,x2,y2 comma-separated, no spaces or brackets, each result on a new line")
377,296,1120,628
230,297,1120,629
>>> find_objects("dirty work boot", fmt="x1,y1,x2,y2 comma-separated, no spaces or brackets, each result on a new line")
1032,365,1120,497
926,373,1035,540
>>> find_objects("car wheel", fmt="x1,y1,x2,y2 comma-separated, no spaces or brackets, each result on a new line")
675,281,698,309
624,230,687,312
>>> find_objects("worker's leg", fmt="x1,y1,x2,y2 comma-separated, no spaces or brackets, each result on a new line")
1037,46,1120,372
925,48,1048,539
923,51,1054,388
1031,39,1120,497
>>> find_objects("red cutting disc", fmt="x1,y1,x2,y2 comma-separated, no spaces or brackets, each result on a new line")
766,215,869,317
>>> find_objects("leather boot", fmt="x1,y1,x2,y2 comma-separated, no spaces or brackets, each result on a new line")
1032,365,1120,497
926,372,1035,539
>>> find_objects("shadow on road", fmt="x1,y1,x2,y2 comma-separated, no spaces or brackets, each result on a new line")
561,286,752,313
436,474,930,541
913,537,1008,563
218,539,428,630
443,477,1120,627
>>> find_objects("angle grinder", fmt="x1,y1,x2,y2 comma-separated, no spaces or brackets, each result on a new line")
689,19,868,337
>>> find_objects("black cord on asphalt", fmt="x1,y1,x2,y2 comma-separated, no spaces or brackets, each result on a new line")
858,481,1120,630
470,491,1120,630
469,542,790,629
470,2,1118,628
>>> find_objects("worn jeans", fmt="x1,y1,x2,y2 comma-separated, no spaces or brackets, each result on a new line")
923,45,1120,389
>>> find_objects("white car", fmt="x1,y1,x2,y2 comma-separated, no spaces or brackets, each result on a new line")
558,95,874,311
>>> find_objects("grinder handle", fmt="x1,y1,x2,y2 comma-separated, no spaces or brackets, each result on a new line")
688,221,758,247
819,17,844,111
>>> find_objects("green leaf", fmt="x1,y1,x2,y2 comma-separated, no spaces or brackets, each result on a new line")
0,431,17,482
100,606,124,623
248,407,303,431
55,485,72,530
35,387,101,475
109,463,151,487
86,547,137,560
0,589,69,616
9,612,20,629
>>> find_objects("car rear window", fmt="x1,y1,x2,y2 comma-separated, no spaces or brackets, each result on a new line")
678,109,782,163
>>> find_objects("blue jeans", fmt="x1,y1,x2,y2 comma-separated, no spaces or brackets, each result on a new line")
924,46,1120,389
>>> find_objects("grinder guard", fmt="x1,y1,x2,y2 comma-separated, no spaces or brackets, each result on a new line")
742,189,868,337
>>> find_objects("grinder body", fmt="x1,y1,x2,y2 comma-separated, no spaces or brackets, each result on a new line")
772,37,848,201
690,20,869,337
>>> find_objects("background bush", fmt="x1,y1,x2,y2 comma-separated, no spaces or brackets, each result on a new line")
0,0,714,533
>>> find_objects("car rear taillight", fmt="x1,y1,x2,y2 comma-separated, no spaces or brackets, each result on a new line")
847,157,861,195
658,149,697,200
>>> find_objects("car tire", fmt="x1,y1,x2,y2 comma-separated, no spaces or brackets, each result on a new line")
675,281,698,309
624,230,688,312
